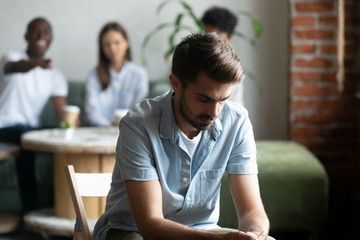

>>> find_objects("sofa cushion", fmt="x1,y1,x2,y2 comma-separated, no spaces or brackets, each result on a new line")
218,140,328,235
148,80,171,98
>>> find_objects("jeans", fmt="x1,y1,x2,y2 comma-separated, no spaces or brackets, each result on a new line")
105,228,276,240
0,124,40,213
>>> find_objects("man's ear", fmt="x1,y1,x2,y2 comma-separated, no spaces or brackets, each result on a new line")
169,74,181,92
24,33,29,42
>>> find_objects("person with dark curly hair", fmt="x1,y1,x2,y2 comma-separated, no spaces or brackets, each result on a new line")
201,6,238,43
202,6,245,107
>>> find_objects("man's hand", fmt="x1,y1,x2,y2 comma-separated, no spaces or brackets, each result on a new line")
37,59,52,69
223,230,264,240
246,231,266,240
28,58,52,69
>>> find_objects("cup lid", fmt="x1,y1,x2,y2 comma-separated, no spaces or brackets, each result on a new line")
64,105,80,113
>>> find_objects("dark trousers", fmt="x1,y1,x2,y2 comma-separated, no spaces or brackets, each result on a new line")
0,125,39,213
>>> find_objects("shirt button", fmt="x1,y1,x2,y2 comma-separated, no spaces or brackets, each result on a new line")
183,177,188,182
187,197,191,201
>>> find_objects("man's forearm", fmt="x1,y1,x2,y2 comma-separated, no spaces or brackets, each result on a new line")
4,60,37,73
140,216,216,240
52,96,67,125
228,174,270,240
4,59,52,73
127,180,258,240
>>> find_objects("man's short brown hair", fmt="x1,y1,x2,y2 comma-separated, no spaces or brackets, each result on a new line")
171,33,245,88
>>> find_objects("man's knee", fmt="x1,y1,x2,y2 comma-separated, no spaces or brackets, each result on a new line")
106,229,143,240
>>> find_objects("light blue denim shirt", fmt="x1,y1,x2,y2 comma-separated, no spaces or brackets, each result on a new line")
93,90,258,240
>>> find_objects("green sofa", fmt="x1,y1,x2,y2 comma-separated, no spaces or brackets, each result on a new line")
219,141,329,237
0,81,328,237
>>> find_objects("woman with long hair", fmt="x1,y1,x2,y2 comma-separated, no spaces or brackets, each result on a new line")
85,22,148,127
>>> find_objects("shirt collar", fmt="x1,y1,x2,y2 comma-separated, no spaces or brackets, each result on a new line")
159,90,223,142
109,60,129,77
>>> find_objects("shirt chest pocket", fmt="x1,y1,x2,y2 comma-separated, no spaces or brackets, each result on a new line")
198,168,224,205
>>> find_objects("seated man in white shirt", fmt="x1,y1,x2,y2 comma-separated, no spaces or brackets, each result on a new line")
0,17,68,213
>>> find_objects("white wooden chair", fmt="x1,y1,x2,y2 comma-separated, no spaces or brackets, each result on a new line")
65,165,112,240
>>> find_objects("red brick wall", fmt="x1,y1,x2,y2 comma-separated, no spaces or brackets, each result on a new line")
289,0,359,238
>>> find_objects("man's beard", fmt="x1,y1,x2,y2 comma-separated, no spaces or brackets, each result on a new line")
178,92,214,131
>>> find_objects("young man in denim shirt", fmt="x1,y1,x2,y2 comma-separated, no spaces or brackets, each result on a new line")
94,33,271,240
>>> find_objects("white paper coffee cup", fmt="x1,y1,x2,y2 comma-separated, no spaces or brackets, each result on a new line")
63,105,80,128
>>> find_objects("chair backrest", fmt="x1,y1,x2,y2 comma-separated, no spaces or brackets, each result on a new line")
65,165,112,240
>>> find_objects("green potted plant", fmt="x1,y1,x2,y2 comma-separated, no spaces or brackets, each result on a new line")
141,0,262,66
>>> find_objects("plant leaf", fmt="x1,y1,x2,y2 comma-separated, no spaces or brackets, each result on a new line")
156,0,204,32
165,45,177,60
178,0,204,31
175,13,184,26
167,24,181,57
233,31,256,46
251,20,262,38
237,10,262,38
141,21,195,65
168,27,178,49
156,0,174,15
141,22,176,65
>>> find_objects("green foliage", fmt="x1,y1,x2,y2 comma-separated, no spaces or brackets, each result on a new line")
141,0,262,66
60,121,70,129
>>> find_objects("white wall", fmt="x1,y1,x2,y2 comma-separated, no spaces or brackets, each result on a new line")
0,0,289,140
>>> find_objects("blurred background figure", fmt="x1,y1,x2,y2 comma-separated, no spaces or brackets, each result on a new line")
202,6,238,43
85,22,149,127
201,6,244,106
0,17,68,213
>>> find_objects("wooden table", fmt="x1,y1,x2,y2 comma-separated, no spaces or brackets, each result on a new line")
21,127,118,219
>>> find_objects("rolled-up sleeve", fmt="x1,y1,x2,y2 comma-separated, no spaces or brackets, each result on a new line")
226,113,258,175
118,116,158,181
